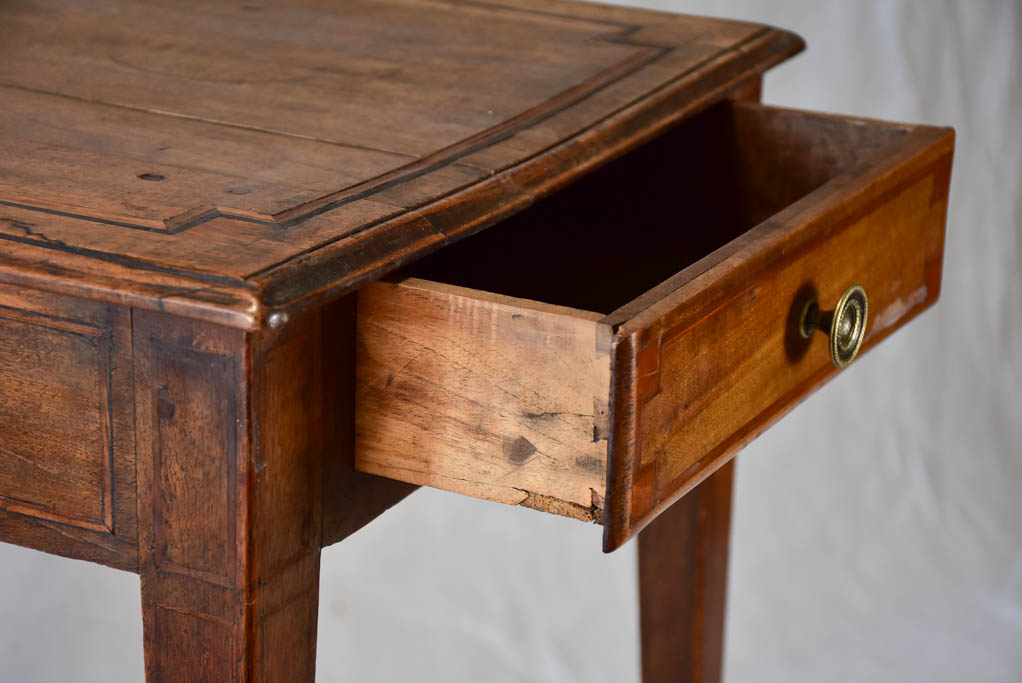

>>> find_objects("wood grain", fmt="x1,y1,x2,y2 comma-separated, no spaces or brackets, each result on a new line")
0,0,803,328
133,313,247,681
0,301,114,532
356,278,610,520
0,283,136,569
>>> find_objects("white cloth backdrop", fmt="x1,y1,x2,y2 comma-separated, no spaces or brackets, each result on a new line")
1,1,1018,681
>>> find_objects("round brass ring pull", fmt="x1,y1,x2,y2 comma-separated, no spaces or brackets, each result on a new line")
798,284,869,368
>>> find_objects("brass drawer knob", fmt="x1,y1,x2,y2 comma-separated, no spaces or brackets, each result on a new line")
798,284,869,368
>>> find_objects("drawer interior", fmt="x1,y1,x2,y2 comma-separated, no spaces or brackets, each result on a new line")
404,99,912,314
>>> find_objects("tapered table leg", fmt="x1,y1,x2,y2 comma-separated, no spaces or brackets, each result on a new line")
638,460,735,683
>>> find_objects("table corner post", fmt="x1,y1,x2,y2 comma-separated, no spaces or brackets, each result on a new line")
132,309,323,682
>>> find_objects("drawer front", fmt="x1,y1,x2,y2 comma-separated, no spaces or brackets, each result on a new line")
0,285,136,568
604,122,953,549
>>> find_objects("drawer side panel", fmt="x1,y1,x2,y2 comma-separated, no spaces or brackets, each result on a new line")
355,279,610,520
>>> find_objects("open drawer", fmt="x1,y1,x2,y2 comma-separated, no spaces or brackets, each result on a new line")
354,100,953,551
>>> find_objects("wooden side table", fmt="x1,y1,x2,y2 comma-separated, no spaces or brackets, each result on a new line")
0,1,952,680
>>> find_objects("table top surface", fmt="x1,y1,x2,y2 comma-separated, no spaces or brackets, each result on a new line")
0,0,801,329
